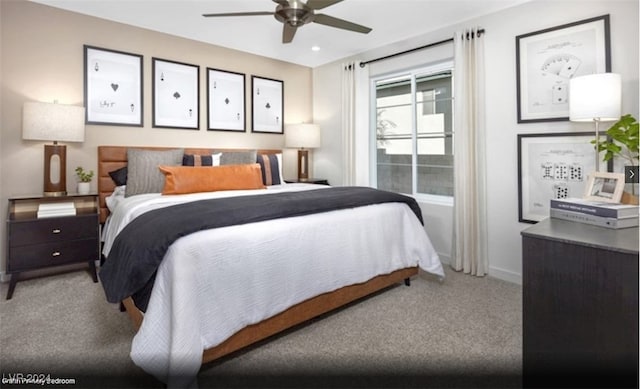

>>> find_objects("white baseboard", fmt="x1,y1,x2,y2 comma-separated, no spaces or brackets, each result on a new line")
440,256,521,285
0,272,9,283
488,265,522,285
437,253,451,265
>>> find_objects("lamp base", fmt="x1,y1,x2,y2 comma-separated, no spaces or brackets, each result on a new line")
297,149,309,181
43,143,67,197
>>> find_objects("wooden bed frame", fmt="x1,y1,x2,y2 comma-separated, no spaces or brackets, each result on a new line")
98,145,418,365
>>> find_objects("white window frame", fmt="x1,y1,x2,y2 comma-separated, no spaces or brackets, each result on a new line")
370,60,454,206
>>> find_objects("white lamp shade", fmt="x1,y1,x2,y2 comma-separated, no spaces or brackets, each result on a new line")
285,123,321,148
569,73,621,122
23,102,85,142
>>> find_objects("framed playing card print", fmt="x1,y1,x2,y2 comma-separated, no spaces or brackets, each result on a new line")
207,68,245,132
516,15,610,123
252,76,283,134
153,58,199,129
84,45,143,126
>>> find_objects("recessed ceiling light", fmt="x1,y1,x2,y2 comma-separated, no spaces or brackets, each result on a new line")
311,46,320,51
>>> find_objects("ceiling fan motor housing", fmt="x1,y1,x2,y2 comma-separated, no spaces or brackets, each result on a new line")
274,2,314,27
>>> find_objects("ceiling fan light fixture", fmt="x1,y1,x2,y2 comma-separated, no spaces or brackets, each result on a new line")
274,3,313,27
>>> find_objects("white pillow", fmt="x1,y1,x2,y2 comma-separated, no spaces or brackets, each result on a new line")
276,153,286,185
211,152,222,166
105,185,126,212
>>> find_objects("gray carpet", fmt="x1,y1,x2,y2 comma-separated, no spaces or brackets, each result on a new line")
0,266,522,388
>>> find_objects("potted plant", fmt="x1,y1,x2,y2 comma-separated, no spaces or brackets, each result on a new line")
592,114,639,202
75,166,94,195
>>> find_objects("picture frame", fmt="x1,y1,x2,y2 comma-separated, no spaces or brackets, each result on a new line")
152,58,199,129
516,15,611,123
207,68,246,132
251,76,283,134
84,45,143,126
518,132,599,223
584,171,625,203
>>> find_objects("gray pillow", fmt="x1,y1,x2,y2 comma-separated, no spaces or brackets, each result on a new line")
219,150,257,165
125,148,184,197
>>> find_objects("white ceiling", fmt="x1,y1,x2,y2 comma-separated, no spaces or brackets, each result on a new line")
31,0,529,68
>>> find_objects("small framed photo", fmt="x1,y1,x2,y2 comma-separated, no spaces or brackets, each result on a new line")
153,58,199,129
584,172,625,203
516,15,610,123
252,76,283,134
207,68,245,132
84,45,143,126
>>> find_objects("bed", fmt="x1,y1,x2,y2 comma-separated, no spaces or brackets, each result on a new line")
97,145,444,387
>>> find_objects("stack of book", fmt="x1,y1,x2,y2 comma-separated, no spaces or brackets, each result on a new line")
37,202,76,218
550,198,639,229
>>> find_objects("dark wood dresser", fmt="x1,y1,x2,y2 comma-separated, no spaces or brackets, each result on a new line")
6,194,99,299
521,218,638,388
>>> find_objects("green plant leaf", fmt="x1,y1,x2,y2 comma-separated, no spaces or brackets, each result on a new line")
597,114,639,164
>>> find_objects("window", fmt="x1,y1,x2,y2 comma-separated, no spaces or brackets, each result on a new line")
373,64,453,199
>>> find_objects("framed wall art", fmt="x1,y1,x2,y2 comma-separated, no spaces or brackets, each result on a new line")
207,68,245,132
84,45,143,126
518,132,599,223
251,76,283,134
153,58,199,129
516,15,610,123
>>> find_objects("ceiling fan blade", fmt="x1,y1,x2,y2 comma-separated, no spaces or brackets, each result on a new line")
305,0,343,10
283,23,297,43
313,14,372,34
272,0,290,6
202,11,274,17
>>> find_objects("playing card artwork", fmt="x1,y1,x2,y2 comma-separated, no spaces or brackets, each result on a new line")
85,46,142,125
208,69,245,131
252,76,283,134
516,16,610,122
523,29,594,116
153,58,199,129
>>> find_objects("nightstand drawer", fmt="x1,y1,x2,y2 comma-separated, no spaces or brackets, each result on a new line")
8,238,99,272
9,214,98,247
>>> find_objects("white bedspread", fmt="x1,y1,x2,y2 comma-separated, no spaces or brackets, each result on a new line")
102,184,444,388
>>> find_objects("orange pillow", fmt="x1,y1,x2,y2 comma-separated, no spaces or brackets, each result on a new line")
159,164,266,195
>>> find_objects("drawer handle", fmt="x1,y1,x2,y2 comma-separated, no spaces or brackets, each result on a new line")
52,229,61,234
51,251,61,257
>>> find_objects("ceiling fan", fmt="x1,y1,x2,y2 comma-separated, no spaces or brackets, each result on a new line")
202,0,372,44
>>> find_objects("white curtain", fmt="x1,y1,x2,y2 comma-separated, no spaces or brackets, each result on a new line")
451,28,488,276
341,62,357,186
341,61,370,187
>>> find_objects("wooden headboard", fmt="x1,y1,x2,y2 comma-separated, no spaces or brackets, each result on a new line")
98,146,281,223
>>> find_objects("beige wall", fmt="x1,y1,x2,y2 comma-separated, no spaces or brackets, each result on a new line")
0,0,313,276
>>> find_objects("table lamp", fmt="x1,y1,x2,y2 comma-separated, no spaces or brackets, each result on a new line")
569,73,621,172
285,123,321,181
23,102,86,196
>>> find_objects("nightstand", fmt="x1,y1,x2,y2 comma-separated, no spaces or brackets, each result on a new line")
521,218,638,388
284,178,329,185
6,193,100,299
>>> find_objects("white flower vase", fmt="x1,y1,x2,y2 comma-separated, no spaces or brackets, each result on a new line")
78,182,91,195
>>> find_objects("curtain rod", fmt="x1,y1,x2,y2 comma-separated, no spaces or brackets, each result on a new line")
359,28,485,68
